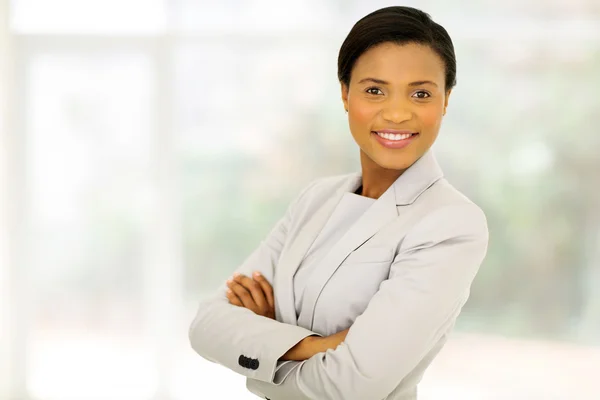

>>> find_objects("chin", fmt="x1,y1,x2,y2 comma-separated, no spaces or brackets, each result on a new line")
370,153,416,171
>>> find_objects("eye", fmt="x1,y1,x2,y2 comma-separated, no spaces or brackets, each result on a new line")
412,90,431,99
365,87,383,96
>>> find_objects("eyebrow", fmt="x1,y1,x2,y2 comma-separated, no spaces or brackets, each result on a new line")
357,78,438,87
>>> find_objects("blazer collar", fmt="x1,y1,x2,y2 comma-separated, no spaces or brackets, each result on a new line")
391,149,444,206
349,149,443,205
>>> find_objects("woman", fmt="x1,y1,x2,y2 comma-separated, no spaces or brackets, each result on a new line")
189,6,488,400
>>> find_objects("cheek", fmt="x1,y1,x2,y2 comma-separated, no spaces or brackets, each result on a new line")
348,98,378,132
417,104,443,131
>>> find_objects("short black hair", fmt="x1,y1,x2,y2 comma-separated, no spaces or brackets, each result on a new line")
337,6,457,91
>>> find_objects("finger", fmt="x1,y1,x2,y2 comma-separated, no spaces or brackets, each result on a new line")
228,280,254,308
227,279,256,309
226,289,243,307
233,273,267,310
253,272,274,309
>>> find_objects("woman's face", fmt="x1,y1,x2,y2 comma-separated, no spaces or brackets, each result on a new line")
342,42,451,171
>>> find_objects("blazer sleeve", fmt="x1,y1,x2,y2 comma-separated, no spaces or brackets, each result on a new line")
247,202,489,400
188,179,322,383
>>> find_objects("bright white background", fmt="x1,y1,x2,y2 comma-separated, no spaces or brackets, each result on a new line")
1,1,599,399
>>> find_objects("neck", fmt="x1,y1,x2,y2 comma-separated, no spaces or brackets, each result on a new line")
358,151,406,199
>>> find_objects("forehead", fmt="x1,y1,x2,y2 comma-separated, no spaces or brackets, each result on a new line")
351,42,445,83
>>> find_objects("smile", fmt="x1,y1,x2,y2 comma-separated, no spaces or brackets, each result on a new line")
371,130,419,149
374,131,417,141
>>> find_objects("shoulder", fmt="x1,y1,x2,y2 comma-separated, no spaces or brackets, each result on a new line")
417,177,480,209
406,178,488,244
308,172,358,191
296,172,357,201
285,172,357,221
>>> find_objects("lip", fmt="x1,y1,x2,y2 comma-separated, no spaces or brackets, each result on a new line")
372,130,419,149
373,129,417,135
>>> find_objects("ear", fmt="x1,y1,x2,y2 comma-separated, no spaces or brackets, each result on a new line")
443,89,452,115
341,82,349,112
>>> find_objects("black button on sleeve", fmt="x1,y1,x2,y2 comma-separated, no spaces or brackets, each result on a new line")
238,355,259,370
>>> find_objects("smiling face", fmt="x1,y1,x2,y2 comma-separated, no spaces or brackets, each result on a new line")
342,42,451,171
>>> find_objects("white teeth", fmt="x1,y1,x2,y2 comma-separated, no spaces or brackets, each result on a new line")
376,132,412,141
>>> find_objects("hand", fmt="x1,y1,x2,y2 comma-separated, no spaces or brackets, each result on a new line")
322,327,350,350
281,328,350,361
226,271,275,319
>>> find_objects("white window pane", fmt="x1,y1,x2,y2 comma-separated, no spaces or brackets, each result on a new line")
10,0,166,34
171,0,341,34
173,40,344,154
25,52,157,399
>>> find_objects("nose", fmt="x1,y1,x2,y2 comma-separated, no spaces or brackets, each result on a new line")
380,96,413,124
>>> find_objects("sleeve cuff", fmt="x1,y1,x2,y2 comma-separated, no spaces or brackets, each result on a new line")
273,360,302,385
255,326,320,383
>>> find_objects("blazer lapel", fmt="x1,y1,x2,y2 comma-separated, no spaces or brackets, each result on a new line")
275,173,361,325
297,150,444,330
296,183,398,329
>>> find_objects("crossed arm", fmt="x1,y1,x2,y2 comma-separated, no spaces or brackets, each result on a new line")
225,271,349,362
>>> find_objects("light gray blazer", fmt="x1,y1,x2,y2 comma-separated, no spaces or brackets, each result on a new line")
188,150,489,400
